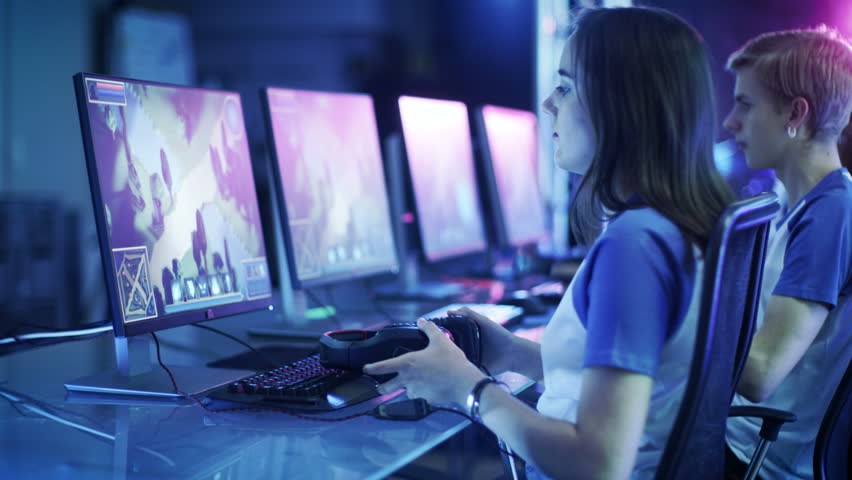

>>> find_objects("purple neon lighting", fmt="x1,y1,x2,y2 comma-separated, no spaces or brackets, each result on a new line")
266,88,397,282
398,96,487,262
481,105,548,247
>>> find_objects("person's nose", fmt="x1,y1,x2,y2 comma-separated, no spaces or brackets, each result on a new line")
542,92,556,117
723,109,739,133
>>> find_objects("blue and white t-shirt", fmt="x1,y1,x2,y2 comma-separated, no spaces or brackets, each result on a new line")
529,206,704,480
727,168,852,480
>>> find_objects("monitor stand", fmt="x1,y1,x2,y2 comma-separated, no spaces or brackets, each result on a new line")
244,290,335,340
482,245,562,291
376,132,465,302
373,253,465,301
64,335,253,398
245,191,332,341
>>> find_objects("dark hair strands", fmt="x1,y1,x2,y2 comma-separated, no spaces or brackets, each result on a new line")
567,7,734,249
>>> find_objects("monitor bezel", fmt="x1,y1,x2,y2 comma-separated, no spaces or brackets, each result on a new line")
74,72,275,338
260,86,400,290
474,104,548,249
397,95,488,263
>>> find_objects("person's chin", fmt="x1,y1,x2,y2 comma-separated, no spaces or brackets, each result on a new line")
555,153,589,174
553,150,568,171
744,154,769,171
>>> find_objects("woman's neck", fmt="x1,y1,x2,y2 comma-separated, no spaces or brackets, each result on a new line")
776,141,842,206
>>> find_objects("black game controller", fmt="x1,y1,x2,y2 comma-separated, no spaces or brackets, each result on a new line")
318,314,481,371
429,313,482,366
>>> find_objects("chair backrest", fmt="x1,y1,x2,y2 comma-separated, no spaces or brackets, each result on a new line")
814,357,852,480
655,193,780,480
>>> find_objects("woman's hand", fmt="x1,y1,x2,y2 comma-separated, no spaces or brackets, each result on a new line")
447,307,519,374
363,318,485,407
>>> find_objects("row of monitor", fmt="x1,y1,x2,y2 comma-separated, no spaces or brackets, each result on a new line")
74,73,547,339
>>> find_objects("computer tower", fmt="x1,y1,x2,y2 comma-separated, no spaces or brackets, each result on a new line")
0,198,80,335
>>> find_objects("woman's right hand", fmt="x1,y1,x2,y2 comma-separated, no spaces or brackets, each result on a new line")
446,306,519,374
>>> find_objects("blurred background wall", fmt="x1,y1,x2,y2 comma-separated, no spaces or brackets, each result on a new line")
1,0,850,332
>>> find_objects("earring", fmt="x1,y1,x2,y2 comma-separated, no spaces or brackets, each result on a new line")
787,125,797,138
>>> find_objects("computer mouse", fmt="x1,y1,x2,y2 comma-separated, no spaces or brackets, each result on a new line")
499,290,549,315
318,324,448,370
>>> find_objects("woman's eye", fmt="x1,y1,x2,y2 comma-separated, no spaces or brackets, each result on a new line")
555,85,571,96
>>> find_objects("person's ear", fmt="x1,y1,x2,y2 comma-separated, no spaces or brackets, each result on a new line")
786,97,810,136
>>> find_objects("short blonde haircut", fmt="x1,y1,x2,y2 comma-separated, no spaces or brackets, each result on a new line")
727,26,852,141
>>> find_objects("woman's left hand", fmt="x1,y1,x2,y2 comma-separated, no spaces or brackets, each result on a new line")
363,318,486,406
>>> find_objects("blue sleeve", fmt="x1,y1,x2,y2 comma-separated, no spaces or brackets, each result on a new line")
773,194,852,307
578,217,693,378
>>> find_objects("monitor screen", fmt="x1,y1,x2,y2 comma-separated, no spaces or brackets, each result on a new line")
478,105,548,248
262,87,398,288
397,96,487,262
75,73,273,338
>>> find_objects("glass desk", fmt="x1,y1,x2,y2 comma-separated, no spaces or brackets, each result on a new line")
0,308,537,480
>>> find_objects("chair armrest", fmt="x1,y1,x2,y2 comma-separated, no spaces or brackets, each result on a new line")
729,405,797,442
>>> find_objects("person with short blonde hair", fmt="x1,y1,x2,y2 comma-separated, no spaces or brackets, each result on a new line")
723,26,852,480
727,27,852,142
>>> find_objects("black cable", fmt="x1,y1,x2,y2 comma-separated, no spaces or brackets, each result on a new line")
429,406,525,462
190,323,279,369
147,329,371,421
145,404,186,444
207,405,374,422
147,319,513,440
16,323,66,332
0,386,112,435
150,332,180,393
36,328,113,347
304,288,343,329
1,324,113,348
149,332,202,408
0,318,91,341
0,391,35,418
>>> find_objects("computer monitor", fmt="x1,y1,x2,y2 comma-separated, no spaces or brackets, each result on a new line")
261,87,398,290
68,73,274,396
397,96,488,263
475,105,548,249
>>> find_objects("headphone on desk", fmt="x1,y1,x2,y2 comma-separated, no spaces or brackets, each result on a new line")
318,314,481,371
318,324,439,370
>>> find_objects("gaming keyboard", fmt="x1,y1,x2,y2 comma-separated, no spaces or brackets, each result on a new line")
206,353,381,412
421,303,524,326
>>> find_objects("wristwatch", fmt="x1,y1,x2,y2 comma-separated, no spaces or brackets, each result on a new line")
466,375,508,423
